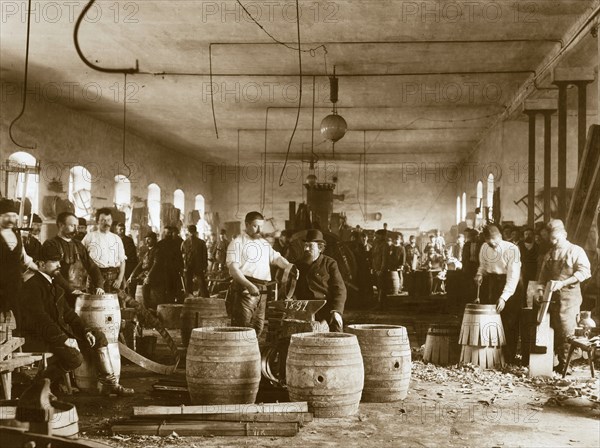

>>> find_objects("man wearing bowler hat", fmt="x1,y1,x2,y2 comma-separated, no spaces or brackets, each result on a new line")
537,219,591,373
295,229,347,332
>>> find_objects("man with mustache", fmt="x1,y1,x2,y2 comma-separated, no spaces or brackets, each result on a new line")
226,211,294,336
294,229,346,332
537,219,591,373
43,212,104,307
0,198,38,331
73,217,88,242
82,208,127,293
21,243,133,397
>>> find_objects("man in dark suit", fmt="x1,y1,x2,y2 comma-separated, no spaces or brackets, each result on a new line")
461,229,481,307
148,227,184,304
181,225,209,296
295,229,347,332
21,244,133,396
23,213,43,262
115,222,138,293
518,227,539,290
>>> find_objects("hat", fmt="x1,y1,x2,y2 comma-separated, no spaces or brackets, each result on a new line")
547,219,565,233
39,242,62,262
31,213,42,224
0,199,17,215
304,229,326,244
78,217,87,226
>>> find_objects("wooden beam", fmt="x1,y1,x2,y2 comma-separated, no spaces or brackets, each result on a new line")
111,421,299,437
523,99,558,111
133,402,309,417
126,413,313,425
552,67,596,83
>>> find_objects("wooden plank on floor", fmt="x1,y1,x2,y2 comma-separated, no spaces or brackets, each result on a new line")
112,421,299,437
129,412,313,425
133,402,309,416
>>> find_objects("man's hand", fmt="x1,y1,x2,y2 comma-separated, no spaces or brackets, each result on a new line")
475,273,483,286
549,280,564,292
95,288,105,295
496,298,506,313
534,287,545,304
72,289,84,295
85,331,96,348
64,338,79,350
112,278,122,289
330,311,344,333
247,283,260,297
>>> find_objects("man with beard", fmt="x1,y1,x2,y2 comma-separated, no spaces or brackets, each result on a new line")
128,232,159,309
181,225,209,296
537,219,591,373
475,225,522,364
518,228,539,290
295,230,346,332
23,213,43,262
82,208,127,294
0,199,38,331
226,211,294,336
73,217,88,242
114,222,138,294
44,212,104,307
21,243,133,397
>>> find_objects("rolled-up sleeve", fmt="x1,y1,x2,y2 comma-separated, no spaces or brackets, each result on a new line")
501,245,521,301
572,246,591,283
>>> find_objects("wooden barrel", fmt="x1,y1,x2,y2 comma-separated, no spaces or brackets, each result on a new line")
459,304,506,347
73,294,121,390
0,400,79,438
186,327,261,405
460,346,505,369
423,324,460,366
157,304,183,329
286,332,364,418
181,297,230,346
384,271,401,295
346,324,411,402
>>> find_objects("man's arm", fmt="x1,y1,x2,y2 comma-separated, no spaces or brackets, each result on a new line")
500,245,521,301
78,243,104,290
551,246,592,291
327,259,347,315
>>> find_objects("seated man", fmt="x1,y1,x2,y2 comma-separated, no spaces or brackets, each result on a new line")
21,244,134,397
294,230,347,332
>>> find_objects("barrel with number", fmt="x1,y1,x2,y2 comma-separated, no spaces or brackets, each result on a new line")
346,324,411,402
181,297,230,346
186,327,261,404
73,294,121,390
286,332,364,418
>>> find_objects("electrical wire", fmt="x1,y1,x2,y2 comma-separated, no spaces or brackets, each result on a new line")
122,73,132,179
278,0,302,187
8,0,35,149
236,130,241,219
209,44,219,139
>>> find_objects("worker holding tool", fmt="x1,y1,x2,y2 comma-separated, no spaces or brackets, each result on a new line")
474,225,522,364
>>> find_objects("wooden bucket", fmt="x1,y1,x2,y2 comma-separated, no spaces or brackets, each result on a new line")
460,346,505,369
157,304,183,329
423,324,460,366
384,271,401,295
459,304,505,347
346,324,411,402
286,332,364,418
186,327,261,405
181,297,229,346
0,400,79,438
73,294,121,390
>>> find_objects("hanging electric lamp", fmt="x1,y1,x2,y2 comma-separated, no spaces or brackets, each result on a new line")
320,66,347,143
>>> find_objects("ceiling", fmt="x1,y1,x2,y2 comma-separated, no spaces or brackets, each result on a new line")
1,0,599,164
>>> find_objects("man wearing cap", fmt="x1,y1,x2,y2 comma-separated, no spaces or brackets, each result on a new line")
21,244,133,396
44,212,104,307
181,224,208,296
226,211,294,336
73,217,88,242
537,219,591,372
295,229,347,332
0,198,38,330
475,225,522,364
82,208,127,293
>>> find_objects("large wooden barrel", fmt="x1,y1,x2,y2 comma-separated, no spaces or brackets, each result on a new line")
423,324,460,366
0,400,79,438
73,294,121,390
181,297,229,346
286,332,364,418
186,327,261,405
459,304,506,347
384,271,401,295
157,304,183,329
346,324,411,402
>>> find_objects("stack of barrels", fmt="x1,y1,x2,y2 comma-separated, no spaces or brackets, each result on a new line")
459,304,506,369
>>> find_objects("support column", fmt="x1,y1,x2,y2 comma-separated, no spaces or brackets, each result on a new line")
576,81,593,164
523,100,557,226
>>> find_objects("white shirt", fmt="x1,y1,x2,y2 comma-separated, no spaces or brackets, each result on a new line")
1,228,34,267
477,240,521,301
82,230,126,268
226,232,284,281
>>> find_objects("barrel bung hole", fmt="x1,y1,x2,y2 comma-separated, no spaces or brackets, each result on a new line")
317,375,324,383
394,361,400,369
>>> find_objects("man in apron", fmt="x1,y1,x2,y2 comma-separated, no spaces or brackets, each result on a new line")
475,225,522,364
44,212,104,307
537,219,591,373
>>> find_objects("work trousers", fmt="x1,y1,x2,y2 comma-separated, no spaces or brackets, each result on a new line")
230,282,268,337
549,288,582,366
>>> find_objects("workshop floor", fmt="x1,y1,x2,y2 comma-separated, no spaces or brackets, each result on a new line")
12,301,600,448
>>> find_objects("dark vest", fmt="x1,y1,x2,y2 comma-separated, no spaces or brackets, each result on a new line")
0,229,24,313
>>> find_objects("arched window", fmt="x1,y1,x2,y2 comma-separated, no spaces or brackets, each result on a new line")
195,194,205,218
8,151,39,217
114,175,132,229
69,166,92,219
174,189,185,218
486,174,494,208
476,181,484,219
195,194,206,236
456,196,461,225
148,183,161,232
461,192,467,222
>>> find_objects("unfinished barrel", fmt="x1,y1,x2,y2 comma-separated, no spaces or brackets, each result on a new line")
459,304,506,347
423,324,460,366
157,304,183,329
346,324,411,402
73,294,121,390
186,327,261,405
181,297,229,346
384,271,401,295
0,400,79,438
286,332,364,417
